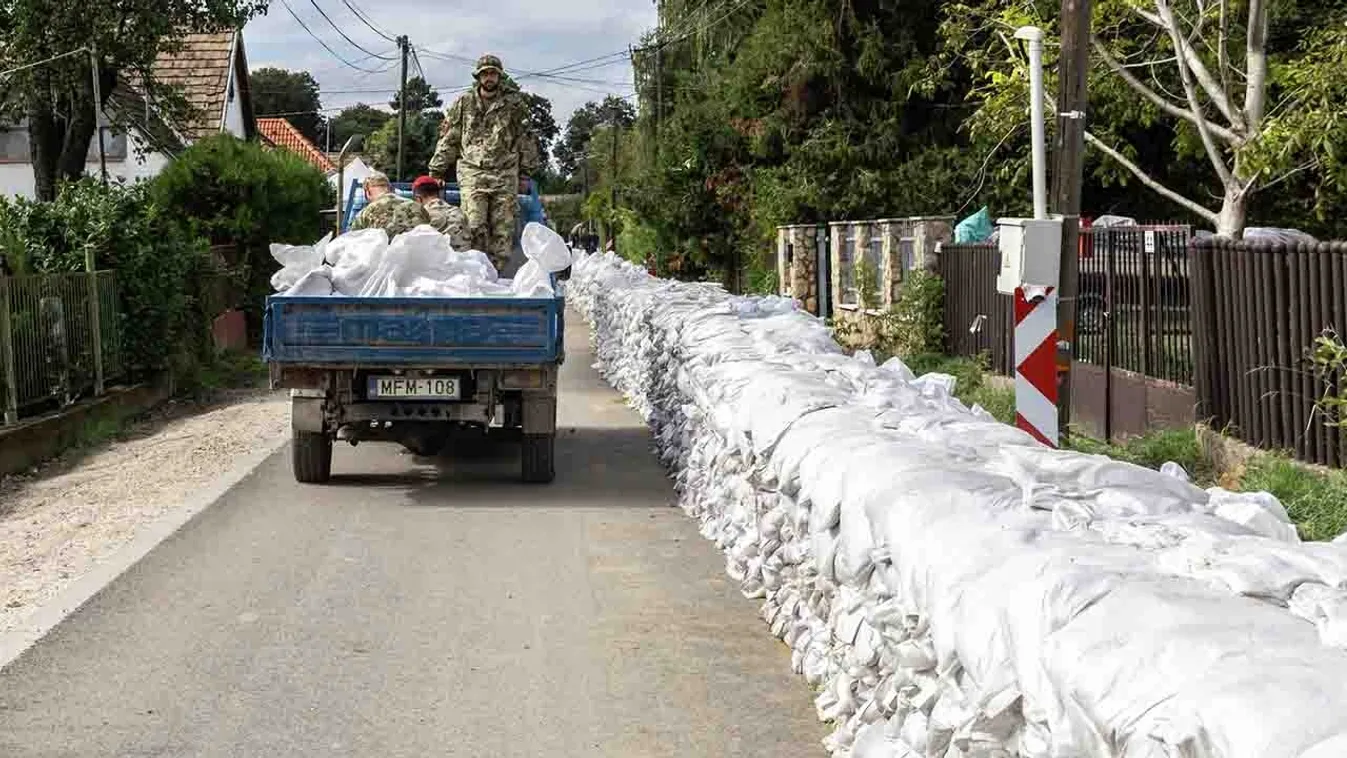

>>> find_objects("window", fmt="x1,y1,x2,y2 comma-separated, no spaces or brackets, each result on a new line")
899,237,916,274
86,127,129,161
864,225,883,307
0,126,30,161
837,225,857,306
1,124,128,162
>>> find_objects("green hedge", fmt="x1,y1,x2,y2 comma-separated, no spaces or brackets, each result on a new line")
0,179,211,379
152,135,331,340
0,135,333,386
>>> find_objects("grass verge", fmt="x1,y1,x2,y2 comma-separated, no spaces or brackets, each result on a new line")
897,352,1347,541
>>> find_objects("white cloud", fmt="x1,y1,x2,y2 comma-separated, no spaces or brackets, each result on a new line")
243,0,655,134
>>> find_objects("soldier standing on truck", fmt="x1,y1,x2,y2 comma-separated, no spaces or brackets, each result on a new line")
428,54,539,272
411,175,471,250
350,171,430,237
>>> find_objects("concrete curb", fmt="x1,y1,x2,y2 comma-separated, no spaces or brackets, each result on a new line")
0,433,292,671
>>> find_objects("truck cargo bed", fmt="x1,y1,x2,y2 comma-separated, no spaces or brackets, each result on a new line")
263,295,564,366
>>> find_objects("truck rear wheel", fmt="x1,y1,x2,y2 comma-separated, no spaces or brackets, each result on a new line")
293,430,333,484
521,433,555,484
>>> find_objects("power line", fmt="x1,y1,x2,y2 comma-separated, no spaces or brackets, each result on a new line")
307,0,396,60
279,0,386,73
417,48,477,65
410,44,427,81
340,0,397,42
0,47,89,79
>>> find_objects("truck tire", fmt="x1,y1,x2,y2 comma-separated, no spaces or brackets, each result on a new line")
293,430,333,484
521,433,555,484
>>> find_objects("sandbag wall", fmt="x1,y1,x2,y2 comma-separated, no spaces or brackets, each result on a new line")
569,250,1347,758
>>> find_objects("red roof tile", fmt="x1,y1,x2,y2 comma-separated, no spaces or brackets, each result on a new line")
258,118,336,172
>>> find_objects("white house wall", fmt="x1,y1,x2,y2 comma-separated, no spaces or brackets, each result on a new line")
223,80,247,138
0,131,172,199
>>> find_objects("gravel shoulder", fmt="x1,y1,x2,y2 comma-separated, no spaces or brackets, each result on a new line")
0,389,288,633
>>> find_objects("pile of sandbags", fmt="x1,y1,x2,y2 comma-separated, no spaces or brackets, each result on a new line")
568,249,1347,758
268,222,575,298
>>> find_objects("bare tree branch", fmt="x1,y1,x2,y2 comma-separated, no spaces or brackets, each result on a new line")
1218,0,1232,105
1093,37,1239,144
1130,1,1243,129
1085,130,1220,223
1244,0,1269,128
1156,0,1238,186
1120,55,1177,69
1241,159,1319,199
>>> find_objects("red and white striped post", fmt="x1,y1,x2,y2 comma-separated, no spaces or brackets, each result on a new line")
1014,285,1059,447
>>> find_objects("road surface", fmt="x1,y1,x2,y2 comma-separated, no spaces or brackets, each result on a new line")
0,314,823,757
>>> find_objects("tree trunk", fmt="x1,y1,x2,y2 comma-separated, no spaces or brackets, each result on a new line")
27,77,99,202
26,72,64,202
1216,186,1248,239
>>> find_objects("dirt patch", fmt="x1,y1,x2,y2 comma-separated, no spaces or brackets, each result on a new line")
0,389,288,631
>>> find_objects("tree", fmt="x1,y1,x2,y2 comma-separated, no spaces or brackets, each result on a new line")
366,111,444,180
520,91,559,173
329,104,393,149
252,67,325,145
390,76,442,112
934,0,1347,237
555,96,636,179
0,0,267,201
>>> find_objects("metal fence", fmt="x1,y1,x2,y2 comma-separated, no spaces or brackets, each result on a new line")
1077,225,1193,384
1191,238,1347,467
0,271,123,424
938,243,1013,374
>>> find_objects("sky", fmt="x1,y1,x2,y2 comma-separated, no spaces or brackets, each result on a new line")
243,0,657,146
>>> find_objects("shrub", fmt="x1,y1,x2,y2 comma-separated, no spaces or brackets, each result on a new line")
151,135,332,336
0,179,211,379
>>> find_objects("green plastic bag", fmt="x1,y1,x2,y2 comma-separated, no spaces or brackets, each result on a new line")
954,206,994,243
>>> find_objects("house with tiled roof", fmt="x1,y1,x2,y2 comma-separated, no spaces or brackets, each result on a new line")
258,118,335,173
0,30,255,199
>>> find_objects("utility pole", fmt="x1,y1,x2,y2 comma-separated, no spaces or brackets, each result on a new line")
609,104,619,253
396,35,409,182
88,45,107,184
1050,0,1090,441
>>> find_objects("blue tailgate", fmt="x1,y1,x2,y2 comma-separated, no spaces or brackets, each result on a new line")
263,295,564,365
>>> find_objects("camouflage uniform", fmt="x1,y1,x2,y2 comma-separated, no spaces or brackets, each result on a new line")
422,197,471,250
350,193,431,238
429,55,539,271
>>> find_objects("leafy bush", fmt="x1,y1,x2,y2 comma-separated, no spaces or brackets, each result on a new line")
151,135,332,335
0,179,211,379
151,134,331,246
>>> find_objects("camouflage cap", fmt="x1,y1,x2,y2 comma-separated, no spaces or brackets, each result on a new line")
473,54,503,78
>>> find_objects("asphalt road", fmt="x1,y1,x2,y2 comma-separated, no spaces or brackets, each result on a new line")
0,314,823,757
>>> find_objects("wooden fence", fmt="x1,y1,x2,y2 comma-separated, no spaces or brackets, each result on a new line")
938,243,1013,375
939,230,1198,442
1191,238,1347,467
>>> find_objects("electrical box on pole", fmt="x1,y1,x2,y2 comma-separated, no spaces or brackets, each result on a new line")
1006,26,1065,449
995,217,1062,295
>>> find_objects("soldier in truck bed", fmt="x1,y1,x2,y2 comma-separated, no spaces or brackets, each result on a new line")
428,54,539,272
411,175,471,250
350,171,430,238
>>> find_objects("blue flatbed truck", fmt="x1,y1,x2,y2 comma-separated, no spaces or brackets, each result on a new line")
264,181,562,484
341,177,548,274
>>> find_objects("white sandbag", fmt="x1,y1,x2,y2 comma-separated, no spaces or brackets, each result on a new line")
1205,487,1299,543
564,250,1347,758
521,221,574,273
1289,583,1347,649
270,234,329,268
511,259,555,297
282,266,334,296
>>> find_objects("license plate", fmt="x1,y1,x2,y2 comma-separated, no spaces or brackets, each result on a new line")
367,376,461,399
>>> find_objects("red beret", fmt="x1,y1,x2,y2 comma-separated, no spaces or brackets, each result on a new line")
411,176,440,191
